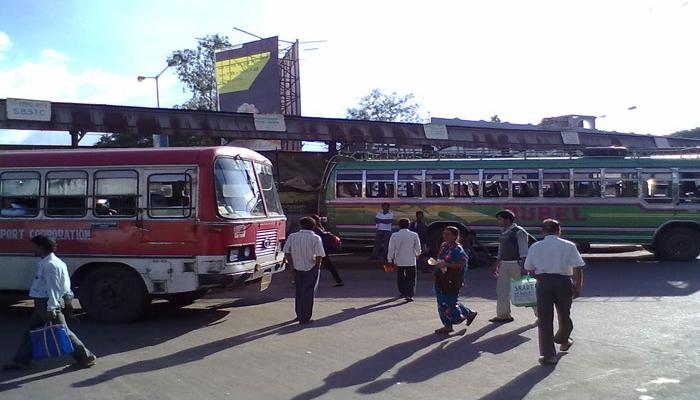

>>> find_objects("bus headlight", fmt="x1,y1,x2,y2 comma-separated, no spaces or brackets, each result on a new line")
228,245,254,263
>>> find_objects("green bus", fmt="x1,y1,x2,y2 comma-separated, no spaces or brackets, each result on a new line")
322,153,700,261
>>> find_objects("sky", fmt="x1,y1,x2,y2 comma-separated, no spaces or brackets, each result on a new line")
1,0,699,146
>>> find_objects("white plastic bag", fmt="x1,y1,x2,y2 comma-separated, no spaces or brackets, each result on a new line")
510,276,537,307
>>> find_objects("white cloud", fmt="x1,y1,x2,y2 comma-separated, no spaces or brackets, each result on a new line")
0,48,176,107
0,31,11,59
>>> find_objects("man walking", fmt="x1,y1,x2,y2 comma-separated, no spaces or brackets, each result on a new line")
283,217,326,325
490,209,531,323
524,219,584,365
370,203,394,261
410,211,430,273
3,235,96,370
388,218,422,302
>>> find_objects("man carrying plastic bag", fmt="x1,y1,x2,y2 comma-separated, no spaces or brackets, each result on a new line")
3,235,97,371
524,219,584,365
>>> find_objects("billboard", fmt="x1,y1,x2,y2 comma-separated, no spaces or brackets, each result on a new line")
215,36,281,114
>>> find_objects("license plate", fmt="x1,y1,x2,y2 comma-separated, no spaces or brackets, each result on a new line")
260,273,272,291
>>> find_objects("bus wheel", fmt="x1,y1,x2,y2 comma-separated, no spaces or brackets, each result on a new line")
166,290,208,308
78,266,149,323
656,227,700,261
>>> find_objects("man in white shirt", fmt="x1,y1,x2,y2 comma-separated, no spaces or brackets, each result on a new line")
524,219,585,365
283,217,326,325
3,235,96,371
388,218,422,302
370,203,394,261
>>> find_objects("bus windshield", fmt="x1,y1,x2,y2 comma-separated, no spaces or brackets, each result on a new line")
214,157,265,218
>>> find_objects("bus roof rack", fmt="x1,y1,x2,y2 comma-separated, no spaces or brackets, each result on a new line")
338,144,700,161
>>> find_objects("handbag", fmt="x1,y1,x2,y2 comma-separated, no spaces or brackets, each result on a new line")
383,263,396,273
30,322,75,360
510,276,537,307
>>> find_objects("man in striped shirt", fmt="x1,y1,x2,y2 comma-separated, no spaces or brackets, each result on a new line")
284,217,326,325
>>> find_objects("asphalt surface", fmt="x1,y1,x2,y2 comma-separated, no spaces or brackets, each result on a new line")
1,250,699,400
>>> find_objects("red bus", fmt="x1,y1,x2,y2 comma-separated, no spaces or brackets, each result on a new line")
0,147,286,322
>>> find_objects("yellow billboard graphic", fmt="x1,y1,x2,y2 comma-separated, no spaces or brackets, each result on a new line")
215,52,271,94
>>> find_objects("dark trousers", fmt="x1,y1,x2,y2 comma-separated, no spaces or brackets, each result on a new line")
396,266,417,298
535,274,574,358
322,256,343,284
13,299,93,366
372,230,392,259
295,267,320,323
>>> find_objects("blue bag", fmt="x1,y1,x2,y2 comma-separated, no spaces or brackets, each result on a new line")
30,323,75,360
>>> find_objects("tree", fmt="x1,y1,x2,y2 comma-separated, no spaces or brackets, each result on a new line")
95,34,231,147
670,127,700,139
346,89,425,122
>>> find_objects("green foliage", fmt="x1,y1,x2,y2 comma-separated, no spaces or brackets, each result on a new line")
346,89,425,123
95,34,230,147
670,127,700,139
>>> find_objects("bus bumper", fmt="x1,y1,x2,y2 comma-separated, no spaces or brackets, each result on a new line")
245,259,287,282
198,272,251,288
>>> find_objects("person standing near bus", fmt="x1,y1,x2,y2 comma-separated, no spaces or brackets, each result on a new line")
524,219,584,365
310,214,344,287
410,211,430,273
490,209,531,323
388,218,422,302
283,217,326,325
370,203,394,261
3,235,96,370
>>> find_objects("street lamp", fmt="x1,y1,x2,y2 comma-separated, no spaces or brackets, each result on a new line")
137,54,183,147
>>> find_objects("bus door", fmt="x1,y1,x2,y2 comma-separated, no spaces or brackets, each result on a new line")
139,169,198,262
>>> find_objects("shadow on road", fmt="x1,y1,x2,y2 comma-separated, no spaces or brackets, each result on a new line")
476,363,558,400
291,322,537,400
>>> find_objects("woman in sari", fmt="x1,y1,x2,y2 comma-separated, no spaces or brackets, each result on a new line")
434,226,478,334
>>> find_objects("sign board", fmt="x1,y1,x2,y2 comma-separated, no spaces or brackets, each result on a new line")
561,131,580,145
6,98,51,122
423,124,449,140
654,136,670,148
254,114,286,132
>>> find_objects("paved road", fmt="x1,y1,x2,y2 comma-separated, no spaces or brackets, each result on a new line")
1,251,699,400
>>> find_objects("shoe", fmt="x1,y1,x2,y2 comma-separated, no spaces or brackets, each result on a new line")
560,339,574,352
434,326,454,334
489,317,514,323
298,319,314,325
333,282,345,287
538,356,558,365
404,297,414,302
72,355,97,369
465,311,478,326
2,362,32,371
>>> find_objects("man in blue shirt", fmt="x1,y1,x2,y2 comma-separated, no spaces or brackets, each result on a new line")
3,235,96,370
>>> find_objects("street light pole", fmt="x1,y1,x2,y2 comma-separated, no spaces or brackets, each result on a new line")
138,56,182,147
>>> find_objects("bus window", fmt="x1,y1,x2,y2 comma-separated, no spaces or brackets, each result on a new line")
426,170,450,198
335,170,362,198
46,171,88,217
604,169,638,198
149,173,193,218
214,158,264,218
642,169,673,203
512,170,539,198
574,170,602,198
94,170,138,217
0,171,40,217
679,170,700,204
483,170,509,198
255,162,284,215
454,170,479,198
398,170,422,198
366,170,395,198
543,170,570,198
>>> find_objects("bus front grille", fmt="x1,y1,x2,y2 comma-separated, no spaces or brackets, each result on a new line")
255,228,278,257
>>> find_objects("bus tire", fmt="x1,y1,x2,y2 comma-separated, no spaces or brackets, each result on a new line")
655,227,700,261
166,290,208,308
78,265,149,323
